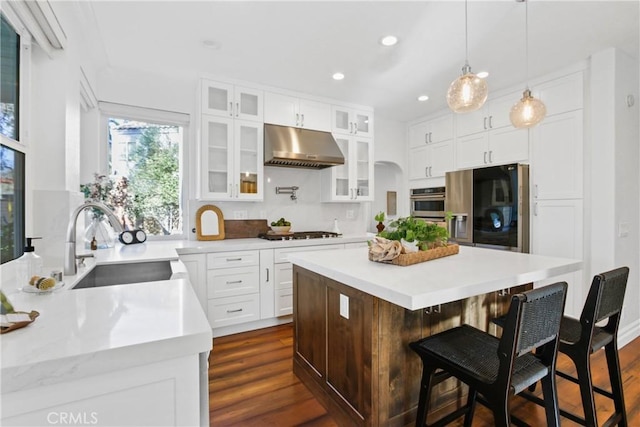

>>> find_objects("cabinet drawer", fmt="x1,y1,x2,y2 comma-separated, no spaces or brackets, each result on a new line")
275,288,293,317
208,266,259,298
274,244,343,264
207,251,259,269
274,263,293,290
208,294,260,328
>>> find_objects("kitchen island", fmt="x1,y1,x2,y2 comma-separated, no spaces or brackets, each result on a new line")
289,245,582,426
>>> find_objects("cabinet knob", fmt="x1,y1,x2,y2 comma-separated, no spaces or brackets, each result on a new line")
229,102,233,117
296,113,300,126
488,115,493,129
483,152,488,164
236,102,240,117
483,117,487,130
301,114,305,127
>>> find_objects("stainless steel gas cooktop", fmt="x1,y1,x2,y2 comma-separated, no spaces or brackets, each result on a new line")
258,231,341,241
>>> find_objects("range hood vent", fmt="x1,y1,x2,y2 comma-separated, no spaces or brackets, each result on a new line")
264,123,345,169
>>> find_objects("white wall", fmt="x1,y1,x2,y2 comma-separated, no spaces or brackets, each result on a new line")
584,48,639,344
613,50,640,341
27,2,103,268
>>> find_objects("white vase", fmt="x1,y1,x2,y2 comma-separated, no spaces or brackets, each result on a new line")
84,217,116,249
401,239,419,253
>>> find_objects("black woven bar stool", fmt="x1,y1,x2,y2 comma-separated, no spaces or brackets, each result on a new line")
545,267,629,426
410,281,568,427
492,267,629,426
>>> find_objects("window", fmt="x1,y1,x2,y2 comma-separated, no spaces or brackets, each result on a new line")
102,108,186,238
0,144,25,263
1,14,20,141
0,13,26,264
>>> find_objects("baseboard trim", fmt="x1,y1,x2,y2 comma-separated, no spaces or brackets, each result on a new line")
618,318,640,348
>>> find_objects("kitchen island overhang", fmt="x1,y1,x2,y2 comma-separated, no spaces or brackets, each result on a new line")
289,245,583,426
288,245,583,311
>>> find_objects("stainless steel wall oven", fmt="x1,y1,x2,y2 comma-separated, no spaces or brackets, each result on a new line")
410,186,446,221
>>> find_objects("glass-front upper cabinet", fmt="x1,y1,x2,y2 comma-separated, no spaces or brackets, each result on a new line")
321,136,373,202
200,116,263,200
201,79,263,122
331,106,374,138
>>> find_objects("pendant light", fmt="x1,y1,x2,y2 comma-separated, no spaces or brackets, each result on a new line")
510,0,546,128
447,0,488,113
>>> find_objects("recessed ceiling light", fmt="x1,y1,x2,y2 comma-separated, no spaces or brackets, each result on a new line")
380,35,398,46
332,72,345,81
477,71,489,79
418,95,429,102
202,39,221,50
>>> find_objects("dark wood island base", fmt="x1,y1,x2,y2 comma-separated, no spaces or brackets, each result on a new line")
293,265,530,426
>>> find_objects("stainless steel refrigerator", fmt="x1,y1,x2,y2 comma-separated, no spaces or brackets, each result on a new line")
445,164,529,253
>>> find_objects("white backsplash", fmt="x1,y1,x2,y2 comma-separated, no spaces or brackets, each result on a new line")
188,166,371,239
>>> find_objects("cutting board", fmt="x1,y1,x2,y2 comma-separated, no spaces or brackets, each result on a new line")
223,220,270,239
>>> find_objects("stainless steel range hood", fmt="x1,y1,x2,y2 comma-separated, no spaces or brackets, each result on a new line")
264,123,345,169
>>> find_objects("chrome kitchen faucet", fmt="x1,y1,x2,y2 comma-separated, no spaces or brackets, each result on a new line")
64,200,124,276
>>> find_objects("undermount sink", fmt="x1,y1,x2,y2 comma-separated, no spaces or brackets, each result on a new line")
72,261,173,289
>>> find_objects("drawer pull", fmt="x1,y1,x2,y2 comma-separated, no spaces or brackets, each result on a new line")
226,280,243,284
226,258,242,261
226,308,243,313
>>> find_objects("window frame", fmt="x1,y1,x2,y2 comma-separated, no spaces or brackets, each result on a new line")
98,102,190,241
0,8,31,269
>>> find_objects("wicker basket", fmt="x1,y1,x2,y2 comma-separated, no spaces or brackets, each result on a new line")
368,243,459,266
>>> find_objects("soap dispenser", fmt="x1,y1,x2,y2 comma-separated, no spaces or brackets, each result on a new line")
15,237,44,286
332,218,341,235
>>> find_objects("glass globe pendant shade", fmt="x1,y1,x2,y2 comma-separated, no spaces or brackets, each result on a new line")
446,64,488,113
510,89,547,128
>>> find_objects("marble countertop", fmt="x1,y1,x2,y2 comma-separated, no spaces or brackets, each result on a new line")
288,245,583,310
1,279,212,393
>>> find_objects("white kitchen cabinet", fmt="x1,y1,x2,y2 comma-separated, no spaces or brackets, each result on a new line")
273,244,344,316
322,135,374,202
456,126,528,170
332,106,374,138
206,250,261,328
456,90,520,137
201,79,263,122
3,354,203,427
408,114,452,149
409,140,454,180
199,115,263,201
535,72,583,117
531,109,583,200
264,91,332,131
259,249,275,319
179,254,207,315
274,263,294,316
531,199,584,318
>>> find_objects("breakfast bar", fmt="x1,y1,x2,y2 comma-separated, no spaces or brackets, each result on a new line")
289,246,582,426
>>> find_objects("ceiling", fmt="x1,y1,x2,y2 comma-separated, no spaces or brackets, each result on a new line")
88,1,639,123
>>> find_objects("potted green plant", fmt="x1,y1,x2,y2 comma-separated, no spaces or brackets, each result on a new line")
374,211,386,233
377,216,450,252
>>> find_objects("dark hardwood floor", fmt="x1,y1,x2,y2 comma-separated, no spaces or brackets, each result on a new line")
209,324,640,426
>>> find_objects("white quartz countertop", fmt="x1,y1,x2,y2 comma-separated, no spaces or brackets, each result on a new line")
1,279,212,393
34,235,368,292
288,246,583,310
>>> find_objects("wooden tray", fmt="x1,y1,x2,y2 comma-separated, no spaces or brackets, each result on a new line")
369,244,459,266
0,310,39,334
